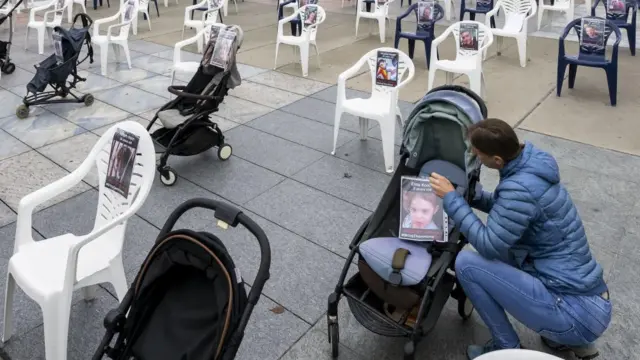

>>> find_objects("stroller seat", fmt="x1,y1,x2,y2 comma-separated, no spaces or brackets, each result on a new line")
157,109,191,129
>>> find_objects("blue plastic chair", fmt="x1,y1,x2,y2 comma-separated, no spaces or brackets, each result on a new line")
591,0,637,55
394,2,444,68
460,0,497,27
278,0,302,36
557,17,622,106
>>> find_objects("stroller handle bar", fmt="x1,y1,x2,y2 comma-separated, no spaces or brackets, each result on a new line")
167,85,223,102
158,198,271,303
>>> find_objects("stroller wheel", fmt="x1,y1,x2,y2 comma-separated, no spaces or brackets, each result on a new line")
15,104,29,119
1,62,15,74
160,166,177,186
328,322,339,358
83,94,95,107
218,144,232,161
457,296,474,320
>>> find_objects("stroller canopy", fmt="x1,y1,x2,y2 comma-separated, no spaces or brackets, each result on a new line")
401,86,487,177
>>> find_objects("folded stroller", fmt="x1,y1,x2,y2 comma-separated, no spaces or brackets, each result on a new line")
148,24,244,186
15,13,94,119
93,198,271,360
0,0,24,78
326,85,488,360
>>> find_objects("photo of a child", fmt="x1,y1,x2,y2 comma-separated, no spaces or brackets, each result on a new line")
210,28,236,70
399,177,448,242
459,22,479,51
105,129,140,198
303,5,317,26
580,18,605,50
417,1,434,25
375,50,399,87
608,0,626,14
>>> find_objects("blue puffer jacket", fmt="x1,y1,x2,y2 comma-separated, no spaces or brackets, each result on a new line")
443,141,608,296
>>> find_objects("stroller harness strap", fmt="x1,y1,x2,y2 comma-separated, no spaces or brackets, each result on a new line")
133,233,234,360
389,248,410,285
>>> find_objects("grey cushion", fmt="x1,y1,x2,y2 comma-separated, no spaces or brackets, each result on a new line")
158,109,188,129
359,237,432,286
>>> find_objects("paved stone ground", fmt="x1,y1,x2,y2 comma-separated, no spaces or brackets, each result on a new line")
0,0,639,359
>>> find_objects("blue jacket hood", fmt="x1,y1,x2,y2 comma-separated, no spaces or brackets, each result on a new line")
500,141,560,185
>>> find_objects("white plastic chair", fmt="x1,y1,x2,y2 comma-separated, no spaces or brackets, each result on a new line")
355,0,396,43
171,23,222,85
331,47,416,173
132,0,152,35
1,121,156,360
66,0,87,23
25,0,67,55
221,0,237,16
164,0,177,7
476,349,563,360
485,0,537,67
91,0,138,76
183,0,222,53
537,0,574,30
428,21,494,98
274,4,325,77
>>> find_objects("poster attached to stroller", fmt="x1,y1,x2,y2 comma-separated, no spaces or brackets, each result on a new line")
105,129,140,198
303,5,318,25
209,27,236,70
417,1,434,25
399,176,448,242
375,50,398,87
476,0,491,11
608,0,626,15
579,18,605,51
459,22,479,51
124,0,136,22
52,32,64,65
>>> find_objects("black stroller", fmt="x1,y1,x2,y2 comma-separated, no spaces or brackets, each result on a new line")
0,0,24,77
93,198,271,360
15,13,94,119
327,85,488,360
148,24,244,186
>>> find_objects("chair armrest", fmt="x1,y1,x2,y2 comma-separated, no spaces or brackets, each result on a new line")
42,7,63,22
485,1,500,19
93,12,120,34
279,10,298,24
397,3,415,21
397,63,415,90
173,27,207,65
106,21,128,39
28,0,53,22
525,0,537,20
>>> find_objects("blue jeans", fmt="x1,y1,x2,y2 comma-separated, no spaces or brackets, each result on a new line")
455,250,612,349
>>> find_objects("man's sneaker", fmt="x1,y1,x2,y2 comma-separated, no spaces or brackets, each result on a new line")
540,335,600,359
467,340,521,360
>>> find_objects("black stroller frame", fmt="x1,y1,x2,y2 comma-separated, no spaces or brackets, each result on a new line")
93,198,271,360
326,85,487,360
147,76,233,187
0,0,23,76
16,13,95,119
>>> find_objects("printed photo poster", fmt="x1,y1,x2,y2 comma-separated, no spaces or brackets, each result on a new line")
208,0,222,9
56,0,65,9
298,0,318,7
476,0,491,11
209,27,236,70
105,129,140,198
607,0,626,15
123,0,136,22
459,22,479,51
417,1,434,25
303,5,318,26
580,18,605,51
52,32,64,65
399,176,448,242
375,50,399,87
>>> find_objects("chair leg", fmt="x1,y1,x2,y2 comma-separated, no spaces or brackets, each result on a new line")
378,17,385,43
537,8,544,30
407,39,415,58
2,273,16,343
424,39,431,68
567,63,577,89
445,71,454,85
393,35,400,50
100,44,108,76
41,293,73,360
355,15,360,39
626,28,636,56
516,35,527,67
36,27,45,54
313,42,321,68
123,43,132,69
556,61,566,97
359,117,369,140
331,109,343,155
112,43,120,62
469,72,482,97
378,118,396,173
427,67,437,91
109,256,129,302
496,36,503,55
273,41,280,70
605,67,617,106
299,44,309,77
146,10,152,30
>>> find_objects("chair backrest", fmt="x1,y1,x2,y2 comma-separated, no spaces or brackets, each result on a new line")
358,0,395,15
119,0,139,37
443,21,493,61
297,4,325,38
568,16,618,56
409,2,444,33
497,0,536,31
601,0,636,21
362,47,415,109
205,0,222,23
51,0,66,23
93,121,156,240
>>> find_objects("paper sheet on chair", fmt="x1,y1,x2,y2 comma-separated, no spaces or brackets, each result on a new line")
105,129,140,198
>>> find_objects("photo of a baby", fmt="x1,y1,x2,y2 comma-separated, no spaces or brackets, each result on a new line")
399,177,448,242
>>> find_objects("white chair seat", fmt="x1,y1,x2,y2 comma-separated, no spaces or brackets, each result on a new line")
278,34,312,45
8,234,113,299
92,34,128,44
342,97,396,118
435,58,478,72
174,61,200,73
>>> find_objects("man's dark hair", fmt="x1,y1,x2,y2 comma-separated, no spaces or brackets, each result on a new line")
467,118,521,160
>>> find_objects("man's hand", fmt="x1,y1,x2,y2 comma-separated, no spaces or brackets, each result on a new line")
429,173,455,198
